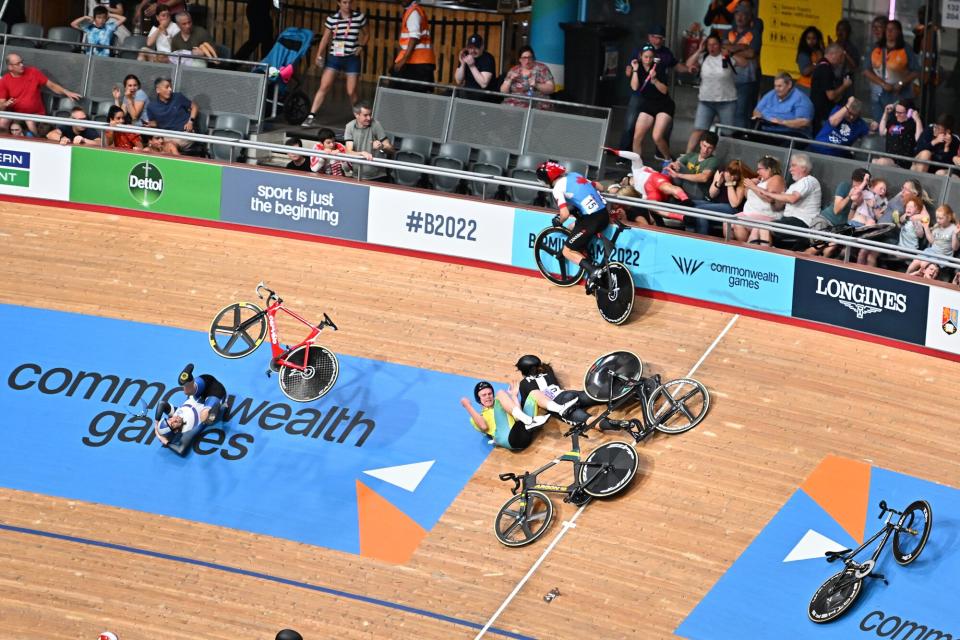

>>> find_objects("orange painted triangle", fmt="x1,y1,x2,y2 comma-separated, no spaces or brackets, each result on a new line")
800,455,871,543
356,479,427,564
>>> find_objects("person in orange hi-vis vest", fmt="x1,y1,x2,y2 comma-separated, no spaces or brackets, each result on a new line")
393,0,435,86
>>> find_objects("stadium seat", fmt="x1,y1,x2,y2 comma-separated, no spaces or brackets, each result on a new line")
53,96,94,118
561,158,589,177
211,113,250,137
392,135,432,187
209,129,241,163
46,26,81,53
431,142,471,193
508,153,546,206
468,148,510,198
9,22,43,47
118,35,147,59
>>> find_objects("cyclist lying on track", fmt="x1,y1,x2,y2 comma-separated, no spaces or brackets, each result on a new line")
153,364,229,447
603,148,689,222
537,160,611,294
461,381,549,451
515,354,598,422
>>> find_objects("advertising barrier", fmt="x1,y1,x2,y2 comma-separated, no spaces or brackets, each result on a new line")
366,187,515,264
924,284,960,356
792,260,930,345
512,210,796,317
70,147,222,219
219,166,369,241
0,139,70,201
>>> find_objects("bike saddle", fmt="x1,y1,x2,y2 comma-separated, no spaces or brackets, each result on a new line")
825,549,851,562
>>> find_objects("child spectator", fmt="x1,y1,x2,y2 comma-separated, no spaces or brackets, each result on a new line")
71,6,125,57
310,128,352,176
284,137,311,172
851,178,888,227
906,204,958,274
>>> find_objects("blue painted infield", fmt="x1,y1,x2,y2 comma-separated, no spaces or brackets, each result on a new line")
677,465,959,639
0,304,491,555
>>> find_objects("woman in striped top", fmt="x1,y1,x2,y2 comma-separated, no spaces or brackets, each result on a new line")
302,0,369,127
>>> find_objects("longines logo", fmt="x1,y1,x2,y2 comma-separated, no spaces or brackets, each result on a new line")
672,255,704,275
814,276,907,319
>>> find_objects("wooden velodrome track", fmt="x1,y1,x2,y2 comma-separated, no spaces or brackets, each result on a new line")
1,196,960,640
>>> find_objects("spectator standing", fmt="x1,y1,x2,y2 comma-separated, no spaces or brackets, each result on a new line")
234,0,275,61
169,12,218,66
500,46,555,108
724,3,762,129
112,74,149,126
810,43,853,133
105,106,143,150
911,114,960,174
301,0,369,127
862,20,920,120
138,7,180,63
0,54,82,136
343,101,395,181
393,0,436,85
684,34,736,153
753,72,814,138
629,44,675,161
72,6,126,56
455,33,496,92
875,100,923,166
45,107,101,146
795,26,825,90
811,97,870,156
619,24,682,150
831,19,860,79
145,77,199,152
284,138,312,172
703,0,738,26
665,130,720,201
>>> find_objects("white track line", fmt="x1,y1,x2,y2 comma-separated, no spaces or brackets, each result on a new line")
475,313,739,638
685,314,739,379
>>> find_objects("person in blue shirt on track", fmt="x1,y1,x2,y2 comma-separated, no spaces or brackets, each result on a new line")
537,160,610,294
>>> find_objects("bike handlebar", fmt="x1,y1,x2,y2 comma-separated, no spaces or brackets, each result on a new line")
256,281,281,305
320,312,338,331
498,472,521,495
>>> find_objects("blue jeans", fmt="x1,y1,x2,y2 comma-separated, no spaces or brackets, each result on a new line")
734,81,758,130
689,201,737,235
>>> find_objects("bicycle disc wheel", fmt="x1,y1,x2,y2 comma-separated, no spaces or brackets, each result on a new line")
649,378,710,434
278,345,339,402
893,500,933,565
534,226,585,287
493,491,554,547
595,262,635,325
581,441,639,497
808,569,863,623
209,302,266,358
582,350,643,402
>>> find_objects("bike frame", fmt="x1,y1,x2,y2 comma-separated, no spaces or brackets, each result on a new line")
261,296,322,372
838,515,897,568
514,430,612,499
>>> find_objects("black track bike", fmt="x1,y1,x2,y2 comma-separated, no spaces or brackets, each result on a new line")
808,499,932,623
493,351,710,547
533,218,636,325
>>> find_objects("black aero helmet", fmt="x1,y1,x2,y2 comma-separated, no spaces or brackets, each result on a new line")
515,354,542,376
474,380,494,402
276,631,303,640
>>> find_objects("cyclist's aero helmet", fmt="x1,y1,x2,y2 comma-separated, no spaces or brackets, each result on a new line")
536,160,566,185
474,380,494,402
515,354,542,376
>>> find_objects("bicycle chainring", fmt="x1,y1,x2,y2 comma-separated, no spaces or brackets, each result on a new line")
854,560,875,579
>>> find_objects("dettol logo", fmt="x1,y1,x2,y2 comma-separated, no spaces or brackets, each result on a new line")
128,161,164,206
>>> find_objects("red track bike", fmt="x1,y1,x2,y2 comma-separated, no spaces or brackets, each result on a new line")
208,282,339,402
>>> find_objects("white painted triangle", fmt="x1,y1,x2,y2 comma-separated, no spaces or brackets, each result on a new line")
363,460,435,492
783,529,848,562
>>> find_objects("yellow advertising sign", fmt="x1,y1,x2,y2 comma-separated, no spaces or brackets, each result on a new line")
758,0,842,79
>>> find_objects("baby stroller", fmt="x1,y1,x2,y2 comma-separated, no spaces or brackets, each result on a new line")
260,27,316,125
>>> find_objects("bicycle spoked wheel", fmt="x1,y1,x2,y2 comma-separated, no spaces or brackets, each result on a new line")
494,490,554,547
278,345,339,402
594,262,635,325
534,226,585,287
893,500,933,565
808,568,863,623
649,378,710,434
209,302,267,358
580,441,639,497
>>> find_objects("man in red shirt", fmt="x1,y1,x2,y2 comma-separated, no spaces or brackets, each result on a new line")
0,53,82,136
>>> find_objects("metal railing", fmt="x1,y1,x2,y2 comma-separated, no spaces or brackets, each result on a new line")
12,110,960,275
0,34,269,129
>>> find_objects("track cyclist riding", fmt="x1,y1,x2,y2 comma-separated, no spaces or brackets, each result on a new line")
537,160,609,294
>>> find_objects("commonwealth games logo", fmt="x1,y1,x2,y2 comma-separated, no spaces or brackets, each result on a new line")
128,161,164,206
